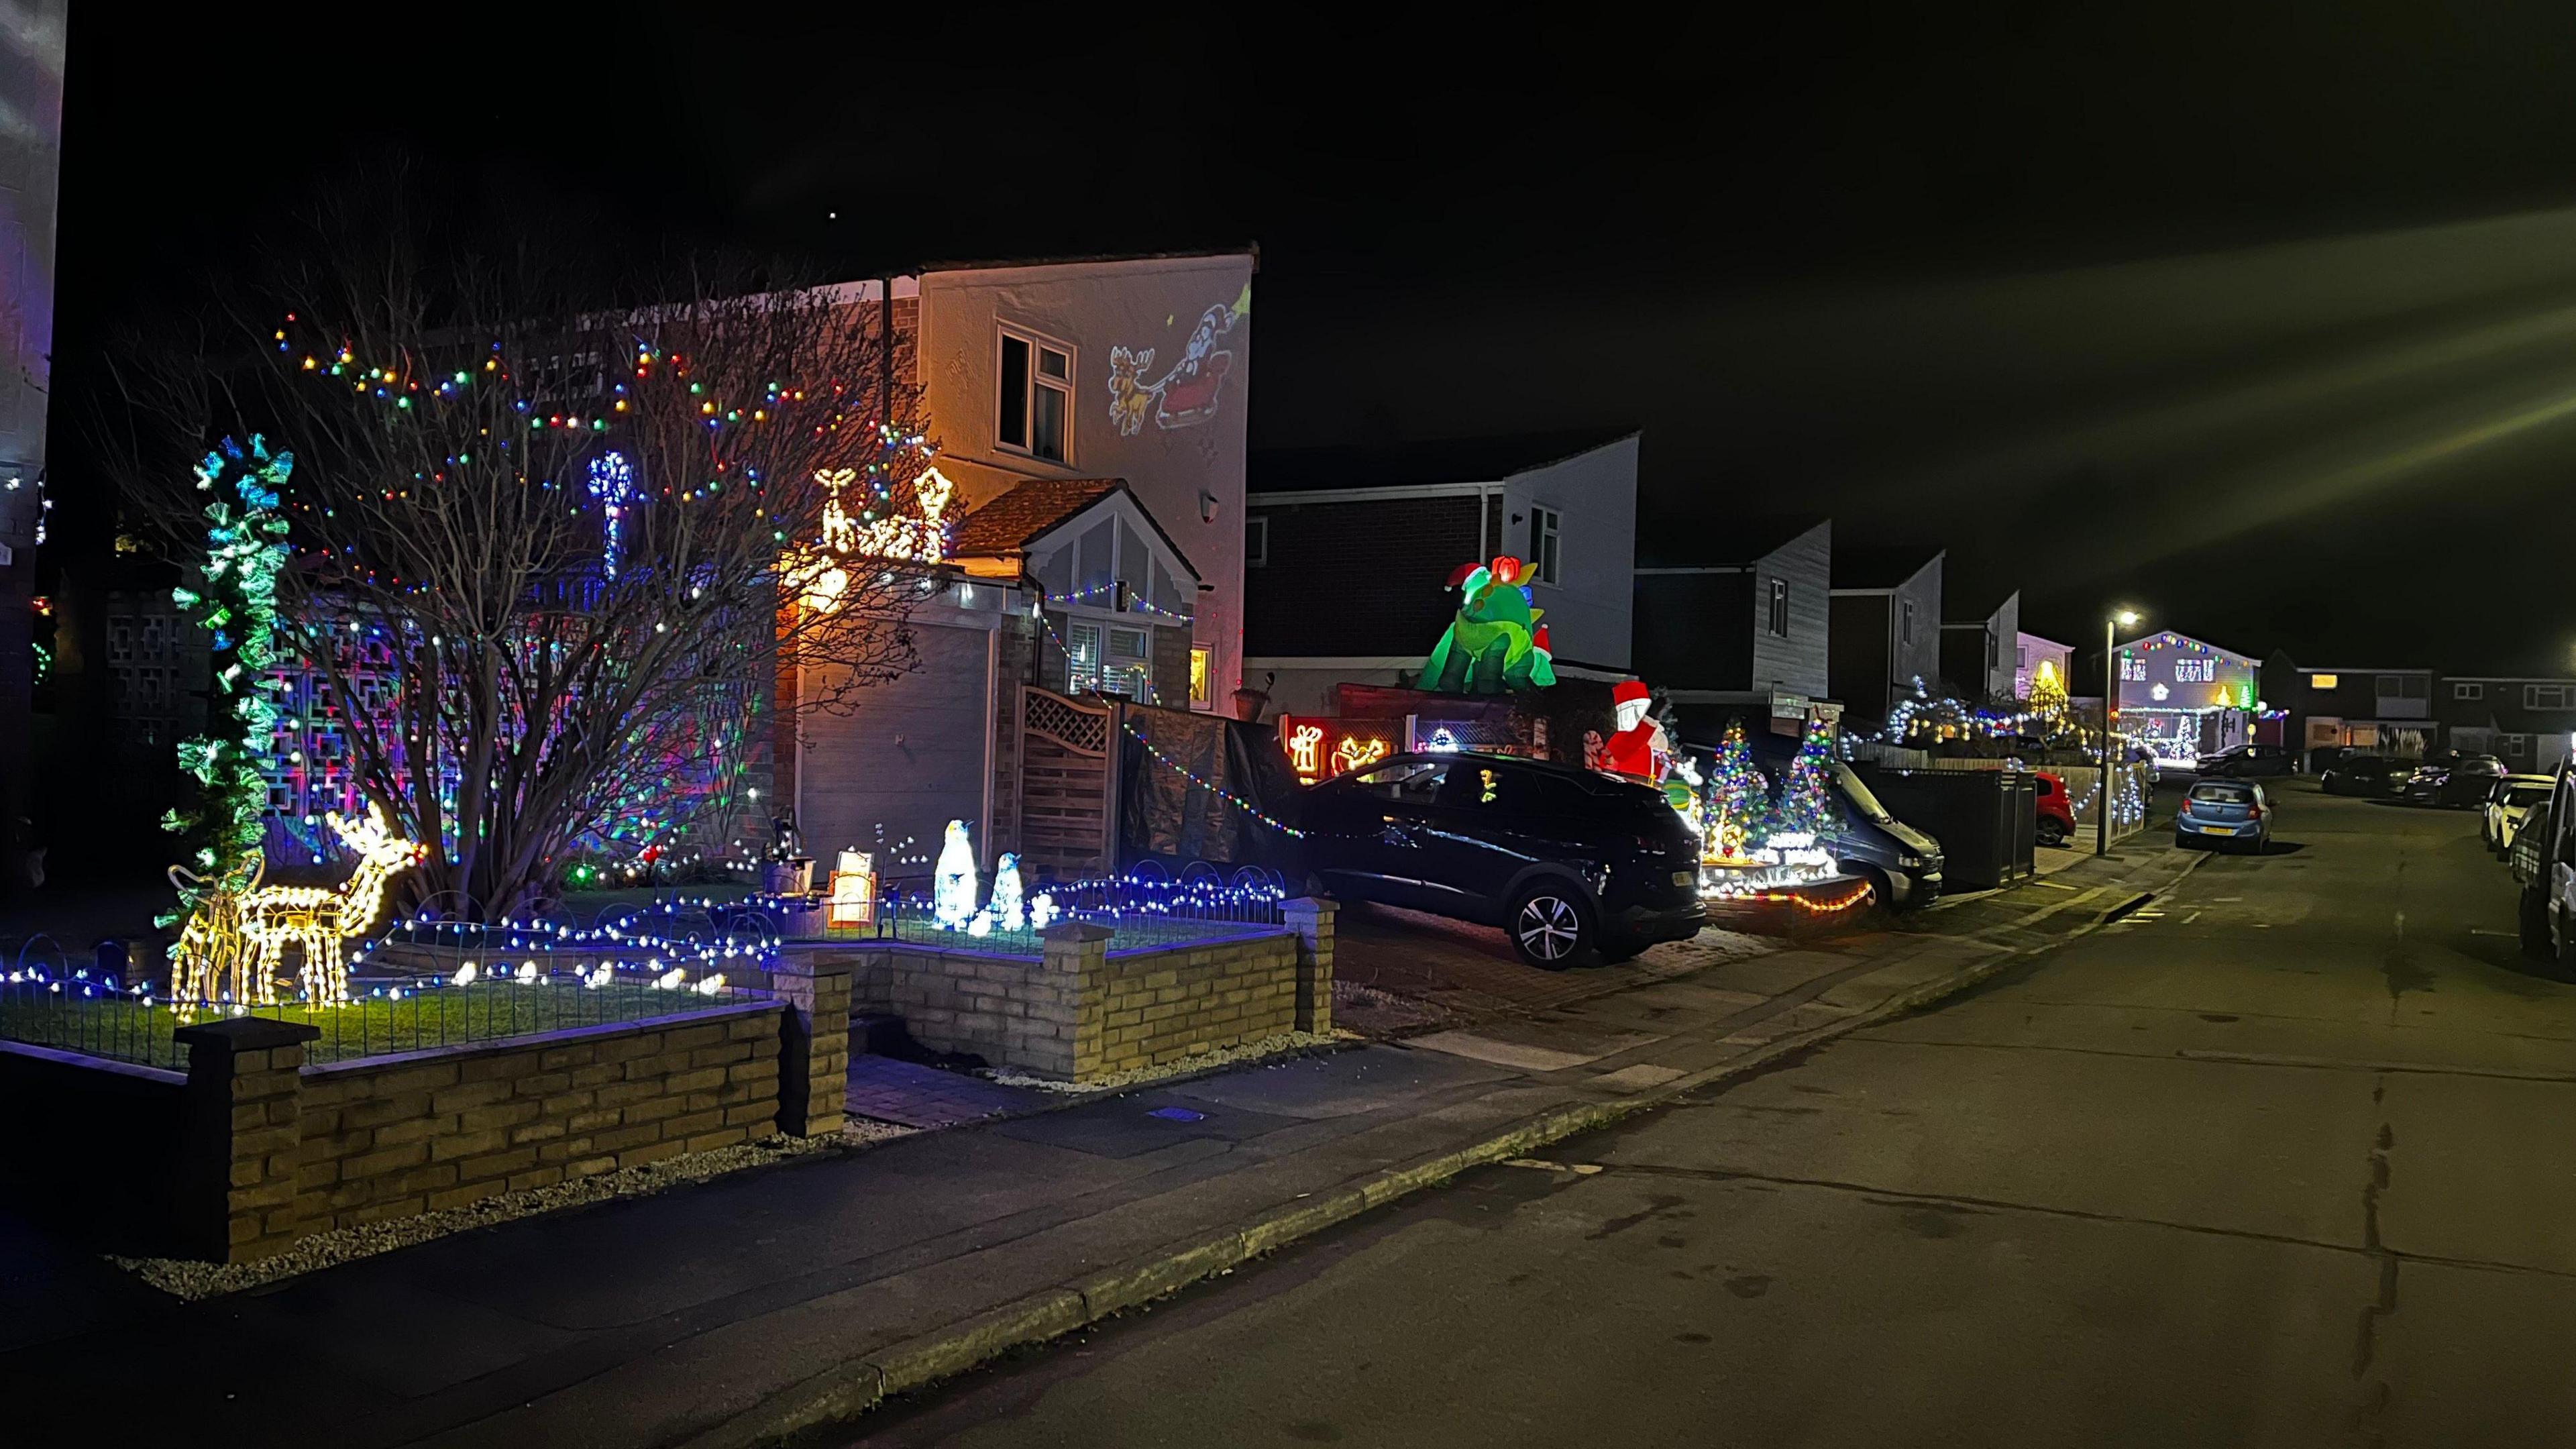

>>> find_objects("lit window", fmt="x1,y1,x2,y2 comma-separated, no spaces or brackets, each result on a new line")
1189,645,1213,707
1529,506,1561,586
2312,674,2339,690
1246,515,1268,568
1108,627,1150,700
998,326,1073,464
1065,621,1101,693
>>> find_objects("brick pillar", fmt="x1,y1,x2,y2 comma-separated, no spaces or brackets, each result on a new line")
1282,896,1336,1033
772,954,852,1138
1043,921,1116,1081
172,1016,319,1263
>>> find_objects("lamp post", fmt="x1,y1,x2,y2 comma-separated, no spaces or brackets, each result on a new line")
2100,609,2141,856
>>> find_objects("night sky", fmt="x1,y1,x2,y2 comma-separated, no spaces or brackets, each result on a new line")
54,4,2576,678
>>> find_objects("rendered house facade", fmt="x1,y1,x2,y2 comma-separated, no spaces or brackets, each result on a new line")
2014,631,2073,701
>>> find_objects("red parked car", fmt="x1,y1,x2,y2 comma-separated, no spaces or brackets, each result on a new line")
2033,771,2076,847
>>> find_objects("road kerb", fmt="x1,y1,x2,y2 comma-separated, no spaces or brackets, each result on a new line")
689,849,2208,1449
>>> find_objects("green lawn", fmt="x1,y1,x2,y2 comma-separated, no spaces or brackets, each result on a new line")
0,977,755,1071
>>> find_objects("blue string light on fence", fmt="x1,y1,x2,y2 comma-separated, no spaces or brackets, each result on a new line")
1122,720,1304,838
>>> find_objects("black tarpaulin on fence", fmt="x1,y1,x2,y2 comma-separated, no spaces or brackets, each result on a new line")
1118,704,1308,877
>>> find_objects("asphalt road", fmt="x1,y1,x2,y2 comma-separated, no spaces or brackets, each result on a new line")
851,784,2576,1448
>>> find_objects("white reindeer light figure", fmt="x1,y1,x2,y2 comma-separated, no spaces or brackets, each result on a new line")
171,805,423,1006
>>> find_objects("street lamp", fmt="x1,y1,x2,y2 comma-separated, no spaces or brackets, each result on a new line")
2101,609,2141,856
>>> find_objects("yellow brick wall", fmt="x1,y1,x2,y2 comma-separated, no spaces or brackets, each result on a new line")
294,1006,784,1231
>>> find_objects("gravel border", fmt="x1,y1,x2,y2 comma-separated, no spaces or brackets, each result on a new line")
985,1029,1349,1095
112,1120,914,1301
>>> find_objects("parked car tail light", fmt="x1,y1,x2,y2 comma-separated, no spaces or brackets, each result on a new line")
2245,805,2262,818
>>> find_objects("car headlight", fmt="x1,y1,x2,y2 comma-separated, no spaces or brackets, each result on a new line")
1896,853,1923,867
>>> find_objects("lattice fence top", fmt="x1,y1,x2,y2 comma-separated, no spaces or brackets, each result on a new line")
1024,686,1110,757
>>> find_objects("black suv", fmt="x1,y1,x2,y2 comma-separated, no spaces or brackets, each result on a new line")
1295,752,1706,968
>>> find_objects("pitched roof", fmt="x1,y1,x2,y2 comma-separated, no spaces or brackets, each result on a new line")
949,478,1121,558
1833,545,1943,591
949,477,1202,582
1248,429,1636,494
1634,515,1825,569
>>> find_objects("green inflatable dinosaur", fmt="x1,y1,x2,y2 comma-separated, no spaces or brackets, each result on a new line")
1421,555,1557,694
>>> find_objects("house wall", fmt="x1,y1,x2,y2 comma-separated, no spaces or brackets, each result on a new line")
1244,492,1481,660
918,256,1256,712
1751,523,1831,700
797,590,1014,875
1891,559,1944,698
1828,594,1892,721
1633,571,1752,690
2014,632,2072,700
1501,436,1637,671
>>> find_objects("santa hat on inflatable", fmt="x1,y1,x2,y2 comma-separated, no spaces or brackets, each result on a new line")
1612,680,1652,731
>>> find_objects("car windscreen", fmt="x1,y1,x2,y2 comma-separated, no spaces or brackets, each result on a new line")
1834,765,1894,824
2188,782,2255,803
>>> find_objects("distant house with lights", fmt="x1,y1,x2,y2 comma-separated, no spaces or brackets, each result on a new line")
1240,431,1641,717
2275,663,2438,763
1937,590,2021,702
1827,546,1943,727
2436,675,2576,773
1630,517,1833,743
2114,631,2259,767
2013,631,2074,701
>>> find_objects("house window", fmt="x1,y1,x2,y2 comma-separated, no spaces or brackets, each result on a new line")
2453,682,2485,701
2378,674,2427,700
2527,684,2574,710
1766,578,1788,637
1065,620,1102,694
1107,626,1151,701
1900,600,1915,645
2311,674,2339,690
2504,733,2532,757
1189,645,1213,707
1246,515,1268,568
998,326,1072,464
2017,644,2029,668
1528,506,1561,586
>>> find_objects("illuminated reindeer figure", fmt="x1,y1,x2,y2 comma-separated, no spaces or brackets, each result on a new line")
169,805,422,1006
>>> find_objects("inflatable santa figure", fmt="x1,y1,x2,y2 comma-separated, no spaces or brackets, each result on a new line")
1603,680,1670,782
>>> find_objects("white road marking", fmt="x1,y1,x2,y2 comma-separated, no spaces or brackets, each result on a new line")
2394,912,2406,939
2185,911,2203,924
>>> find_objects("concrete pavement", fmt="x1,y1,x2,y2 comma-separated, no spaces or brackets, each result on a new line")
0,836,2192,1449
854,784,2576,1448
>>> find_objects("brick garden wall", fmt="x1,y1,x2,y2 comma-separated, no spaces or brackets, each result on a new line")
294,1002,784,1232
791,902,1333,1083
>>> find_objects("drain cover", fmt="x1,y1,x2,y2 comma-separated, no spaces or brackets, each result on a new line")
1147,1106,1208,1122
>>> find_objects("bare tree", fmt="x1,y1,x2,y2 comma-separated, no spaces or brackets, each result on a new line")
113,238,937,919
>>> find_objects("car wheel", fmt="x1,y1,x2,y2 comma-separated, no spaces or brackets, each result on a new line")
2037,820,2068,847
1507,883,1597,970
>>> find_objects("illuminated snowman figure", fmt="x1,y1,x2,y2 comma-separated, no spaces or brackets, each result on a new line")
933,820,979,928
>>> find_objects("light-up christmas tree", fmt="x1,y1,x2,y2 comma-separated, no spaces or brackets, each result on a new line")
2029,659,2068,726
1765,719,1839,840
161,437,293,924
1703,718,1769,861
